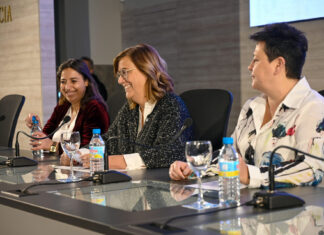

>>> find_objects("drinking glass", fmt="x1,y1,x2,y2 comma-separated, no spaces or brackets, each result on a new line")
60,131,81,182
183,140,218,210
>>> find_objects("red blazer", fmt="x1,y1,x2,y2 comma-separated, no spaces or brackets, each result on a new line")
43,99,109,148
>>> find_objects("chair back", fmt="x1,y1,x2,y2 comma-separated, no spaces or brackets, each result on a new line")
107,89,126,123
318,90,324,97
0,94,25,147
180,89,233,150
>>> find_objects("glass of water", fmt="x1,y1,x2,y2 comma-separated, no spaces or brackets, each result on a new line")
60,131,81,182
183,140,218,210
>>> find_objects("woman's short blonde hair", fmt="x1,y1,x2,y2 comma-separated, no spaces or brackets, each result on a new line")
113,44,174,109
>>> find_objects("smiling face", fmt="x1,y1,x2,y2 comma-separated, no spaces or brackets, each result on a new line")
60,68,88,106
248,42,278,93
117,56,148,107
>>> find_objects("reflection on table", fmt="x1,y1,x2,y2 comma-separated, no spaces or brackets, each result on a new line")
0,163,91,184
197,206,324,235
50,180,201,212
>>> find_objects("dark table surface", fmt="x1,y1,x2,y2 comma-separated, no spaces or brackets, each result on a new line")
1,148,324,234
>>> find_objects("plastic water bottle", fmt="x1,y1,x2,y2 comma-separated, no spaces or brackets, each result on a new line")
90,187,106,206
31,116,44,157
218,137,240,206
89,129,105,175
219,218,241,234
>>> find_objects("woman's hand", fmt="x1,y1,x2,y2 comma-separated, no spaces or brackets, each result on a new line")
169,161,192,180
30,131,52,151
32,165,54,182
78,154,127,169
238,154,250,185
80,153,91,168
60,152,80,166
25,113,41,129
60,153,70,166
170,183,195,201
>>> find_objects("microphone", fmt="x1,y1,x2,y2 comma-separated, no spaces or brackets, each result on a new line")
1,118,192,196
106,117,193,151
169,118,193,144
8,116,71,167
252,145,323,209
105,117,193,170
15,115,71,156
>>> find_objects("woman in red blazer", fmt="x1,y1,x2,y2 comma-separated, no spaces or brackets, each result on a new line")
25,58,109,154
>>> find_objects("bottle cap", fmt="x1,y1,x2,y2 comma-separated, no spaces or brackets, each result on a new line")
92,129,101,134
32,116,39,124
223,137,233,144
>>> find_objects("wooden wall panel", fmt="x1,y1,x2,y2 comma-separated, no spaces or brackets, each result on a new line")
0,0,56,149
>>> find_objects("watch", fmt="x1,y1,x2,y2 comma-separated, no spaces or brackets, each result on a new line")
50,142,57,153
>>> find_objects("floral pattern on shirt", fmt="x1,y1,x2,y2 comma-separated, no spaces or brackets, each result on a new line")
260,151,284,167
232,77,324,188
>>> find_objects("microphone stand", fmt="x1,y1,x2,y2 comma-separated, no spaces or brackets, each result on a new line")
8,116,71,167
103,117,194,167
252,145,323,209
169,118,193,144
98,118,193,183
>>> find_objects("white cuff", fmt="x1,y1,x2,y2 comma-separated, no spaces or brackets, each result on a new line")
247,164,263,188
124,153,146,170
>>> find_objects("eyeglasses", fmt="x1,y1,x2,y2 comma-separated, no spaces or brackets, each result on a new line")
116,68,135,81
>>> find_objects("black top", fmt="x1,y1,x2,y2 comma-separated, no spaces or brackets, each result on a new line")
103,93,193,168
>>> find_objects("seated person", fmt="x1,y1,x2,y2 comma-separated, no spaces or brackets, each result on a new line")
169,23,324,188
25,58,110,155
81,56,108,101
62,44,193,169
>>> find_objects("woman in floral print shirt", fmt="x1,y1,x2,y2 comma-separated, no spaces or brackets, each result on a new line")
169,23,324,189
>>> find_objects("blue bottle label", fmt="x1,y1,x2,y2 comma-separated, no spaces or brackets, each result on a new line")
91,191,106,206
90,146,105,159
219,160,239,178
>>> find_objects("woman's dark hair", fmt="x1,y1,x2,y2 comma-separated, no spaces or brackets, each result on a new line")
113,44,174,109
250,23,308,79
56,58,108,111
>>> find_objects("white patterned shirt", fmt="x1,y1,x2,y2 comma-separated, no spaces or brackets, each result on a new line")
232,77,324,188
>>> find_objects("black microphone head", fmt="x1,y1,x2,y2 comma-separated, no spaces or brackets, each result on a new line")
63,116,71,123
184,118,193,128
